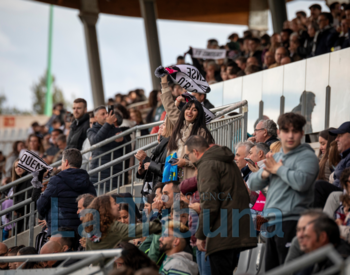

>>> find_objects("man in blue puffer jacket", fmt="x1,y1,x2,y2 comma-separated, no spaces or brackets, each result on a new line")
37,148,96,236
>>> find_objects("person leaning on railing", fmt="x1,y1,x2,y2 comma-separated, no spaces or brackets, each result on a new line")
159,75,214,181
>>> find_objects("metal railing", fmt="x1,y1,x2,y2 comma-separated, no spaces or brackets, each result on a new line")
265,244,347,275
0,248,121,274
0,100,248,245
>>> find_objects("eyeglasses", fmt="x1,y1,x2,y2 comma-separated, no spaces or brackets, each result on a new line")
254,128,265,132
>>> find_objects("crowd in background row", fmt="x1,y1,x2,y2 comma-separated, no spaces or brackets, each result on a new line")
1,2,350,275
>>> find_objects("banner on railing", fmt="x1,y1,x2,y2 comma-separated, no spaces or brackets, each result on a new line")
18,150,53,173
191,48,226,60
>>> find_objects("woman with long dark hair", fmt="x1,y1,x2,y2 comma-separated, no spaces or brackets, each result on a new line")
4,141,25,179
17,247,44,269
318,128,339,181
83,195,161,252
160,75,214,180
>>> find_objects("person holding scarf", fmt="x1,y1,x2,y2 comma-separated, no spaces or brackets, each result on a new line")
159,75,214,181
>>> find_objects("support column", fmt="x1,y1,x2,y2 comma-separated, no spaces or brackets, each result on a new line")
139,0,162,90
268,0,287,33
79,0,105,108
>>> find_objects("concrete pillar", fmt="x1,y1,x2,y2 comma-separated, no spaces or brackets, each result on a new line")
79,0,105,108
268,0,288,33
139,0,162,90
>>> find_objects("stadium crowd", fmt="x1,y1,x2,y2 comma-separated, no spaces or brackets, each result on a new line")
1,2,350,275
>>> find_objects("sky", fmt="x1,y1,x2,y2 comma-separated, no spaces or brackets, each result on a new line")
0,0,329,112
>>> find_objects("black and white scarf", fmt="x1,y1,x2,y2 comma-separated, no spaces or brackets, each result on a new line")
155,64,210,94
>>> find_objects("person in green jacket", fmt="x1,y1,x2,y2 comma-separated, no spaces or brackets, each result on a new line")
249,112,319,272
81,195,162,251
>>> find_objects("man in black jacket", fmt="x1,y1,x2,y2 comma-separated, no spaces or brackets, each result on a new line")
36,149,96,236
66,98,90,150
87,106,125,194
191,92,214,109
314,12,339,56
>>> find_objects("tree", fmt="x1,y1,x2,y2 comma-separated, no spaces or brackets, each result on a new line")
32,72,69,114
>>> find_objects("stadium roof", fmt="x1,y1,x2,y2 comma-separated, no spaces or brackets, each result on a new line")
33,0,253,25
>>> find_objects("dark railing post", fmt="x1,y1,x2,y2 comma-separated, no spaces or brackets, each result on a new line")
28,202,35,247
243,103,248,140
259,100,264,120
325,85,331,129
280,95,285,116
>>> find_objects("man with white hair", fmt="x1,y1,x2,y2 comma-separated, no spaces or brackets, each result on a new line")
249,119,279,148
234,141,255,182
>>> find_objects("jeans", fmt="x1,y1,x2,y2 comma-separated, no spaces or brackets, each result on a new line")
313,180,342,209
196,249,211,275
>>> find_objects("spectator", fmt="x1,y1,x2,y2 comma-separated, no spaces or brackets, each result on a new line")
136,118,173,196
334,17,350,50
50,227,76,252
7,245,25,270
46,103,64,133
248,119,278,147
172,84,184,98
66,98,90,150
17,247,44,269
249,113,319,271
185,135,257,275
191,92,214,109
304,22,319,57
76,193,96,218
314,122,350,208
248,37,262,66
12,160,32,233
317,128,338,181
51,134,67,163
296,10,307,25
36,148,96,236
160,75,215,181
83,195,162,251
45,129,62,164
330,1,341,27
299,217,350,273
142,193,156,220
269,140,282,154
263,51,275,69
314,12,339,56
234,141,254,182
113,242,158,271
40,241,63,268
281,56,292,65
246,56,259,67
130,110,149,136
0,243,8,270
207,38,218,49
3,140,25,179
270,33,282,54
176,55,185,65
159,221,198,275
205,61,219,84
309,3,322,23
145,90,165,127
269,47,288,68
245,64,261,75
87,106,125,193
235,56,247,71
289,33,304,61
246,143,270,172
228,66,241,79
285,209,328,264
21,134,45,158
280,28,293,49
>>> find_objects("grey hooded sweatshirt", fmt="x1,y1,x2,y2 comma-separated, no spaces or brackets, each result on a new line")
160,251,198,275
249,143,319,221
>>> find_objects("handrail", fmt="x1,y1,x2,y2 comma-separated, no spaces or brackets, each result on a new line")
0,248,122,262
0,142,158,218
265,244,344,275
0,101,245,193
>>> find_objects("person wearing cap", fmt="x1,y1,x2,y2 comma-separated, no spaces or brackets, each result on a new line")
313,122,350,208
309,4,322,22
330,122,350,188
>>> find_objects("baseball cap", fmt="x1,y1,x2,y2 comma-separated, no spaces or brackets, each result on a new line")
329,122,350,135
